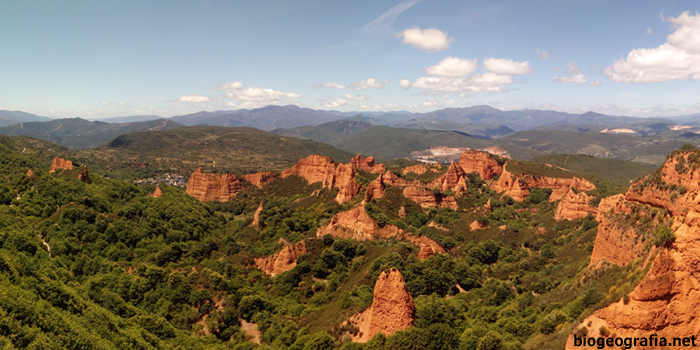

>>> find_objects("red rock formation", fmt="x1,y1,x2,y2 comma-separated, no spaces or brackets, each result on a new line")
588,195,644,268
491,164,596,202
416,245,435,260
317,206,403,240
429,160,467,196
186,168,246,202
363,173,387,203
334,163,361,204
242,172,278,188
403,164,430,175
252,200,263,228
406,235,446,258
148,186,163,198
566,151,700,349
281,155,336,188
351,154,385,174
402,185,458,210
469,220,485,230
25,169,34,177
383,171,421,187
554,188,596,220
254,241,307,277
483,198,492,214
78,165,91,184
490,169,530,201
368,268,415,338
459,150,503,180
49,157,74,173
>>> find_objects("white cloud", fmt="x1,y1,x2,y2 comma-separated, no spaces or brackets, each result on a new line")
445,100,455,105
412,73,515,94
535,49,549,59
319,98,350,108
566,61,580,74
315,82,346,89
349,78,389,90
425,56,478,77
605,11,700,83
344,94,368,101
400,79,411,89
117,102,125,106
552,73,587,84
422,98,440,107
362,0,421,34
355,103,417,110
216,81,300,107
589,80,602,87
646,26,653,35
483,58,533,75
395,27,452,52
100,101,108,105
178,94,211,103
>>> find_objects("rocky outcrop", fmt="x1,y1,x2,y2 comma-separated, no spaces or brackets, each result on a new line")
25,169,34,177
334,163,361,204
78,165,91,184
49,157,74,173
470,220,485,230
363,173,387,204
317,206,403,241
254,241,307,277
281,155,336,188
403,164,430,175
491,165,596,202
483,198,492,214
186,168,246,202
429,161,467,196
148,186,163,198
252,200,263,228
349,268,416,342
242,172,278,188
406,235,446,259
567,151,700,349
490,169,531,201
459,150,503,180
554,189,596,220
416,245,435,260
402,186,458,210
351,154,385,174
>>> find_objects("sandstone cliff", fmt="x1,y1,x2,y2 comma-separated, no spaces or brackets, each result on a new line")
459,150,503,180
49,157,74,173
554,188,596,220
78,165,91,184
25,169,34,177
252,200,263,228
567,151,700,349
491,165,596,202
351,154,385,174
588,194,644,268
428,160,467,196
281,155,336,188
186,168,246,202
148,186,163,198
363,173,387,204
317,206,403,241
333,163,361,204
254,241,307,277
349,268,416,342
242,172,278,188
490,169,531,201
402,185,458,210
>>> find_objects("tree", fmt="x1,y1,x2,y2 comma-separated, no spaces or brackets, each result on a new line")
303,331,335,350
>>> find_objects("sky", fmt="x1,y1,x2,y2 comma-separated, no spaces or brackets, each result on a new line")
2,0,700,119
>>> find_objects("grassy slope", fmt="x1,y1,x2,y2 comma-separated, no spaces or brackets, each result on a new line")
273,119,372,146
76,126,356,179
336,126,492,161
530,154,657,185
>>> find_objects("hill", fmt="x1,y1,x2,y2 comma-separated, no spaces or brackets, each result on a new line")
530,154,657,185
89,115,164,123
335,126,492,161
0,118,182,149
0,109,53,126
495,129,688,165
273,117,373,145
169,105,349,130
77,126,356,179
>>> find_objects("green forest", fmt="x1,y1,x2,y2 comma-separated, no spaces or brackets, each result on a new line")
0,138,653,350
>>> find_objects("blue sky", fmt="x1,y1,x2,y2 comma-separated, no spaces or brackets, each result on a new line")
2,0,700,118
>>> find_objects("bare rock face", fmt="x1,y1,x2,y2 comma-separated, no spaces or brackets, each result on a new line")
566,151,700,349
588,194,643,268
470,220,485,230
406,235,446,259
148,186,163,198
186,168,246,202
402,185,458,210
49,157,74,173
25,169,34,177
484,198,492,214
490,169,530,201
416,245,435,260
491,165,596,202
281,155,336,188
78,165,91,184
403,164,430,175
254,241,307,277
367,268,416,339
242,172,278,188
554,188,596,220
334,163,361,204
429,160,467,196
363,173,387,204
252,200,263,228
459,150,503,180
317,206,403,240
351,154,385,174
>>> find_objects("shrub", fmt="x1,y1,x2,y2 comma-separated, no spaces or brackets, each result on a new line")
653,224,675,247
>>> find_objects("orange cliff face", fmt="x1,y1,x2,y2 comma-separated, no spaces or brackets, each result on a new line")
348,268,416,342
254,241,307,277
429,160,467,196
490,169,531,201
334,163,361,204
148,186,163,198
554,188,597,221
49,157,74,173
351,154,385,174
491,163,596,202
242,172,278,188
281,155,336,188
566,151,700,350
317,206,403,241
402,186,458,210
459,150,503,180
186,168,246,202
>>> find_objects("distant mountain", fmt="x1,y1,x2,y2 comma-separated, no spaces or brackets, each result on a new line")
273,116,373,145
0,110,53,126
89,115,163,123
76,126,356,179
0,118,182,149
169,105,348,130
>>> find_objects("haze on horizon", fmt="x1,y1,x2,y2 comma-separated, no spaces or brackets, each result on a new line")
3,0,700,119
